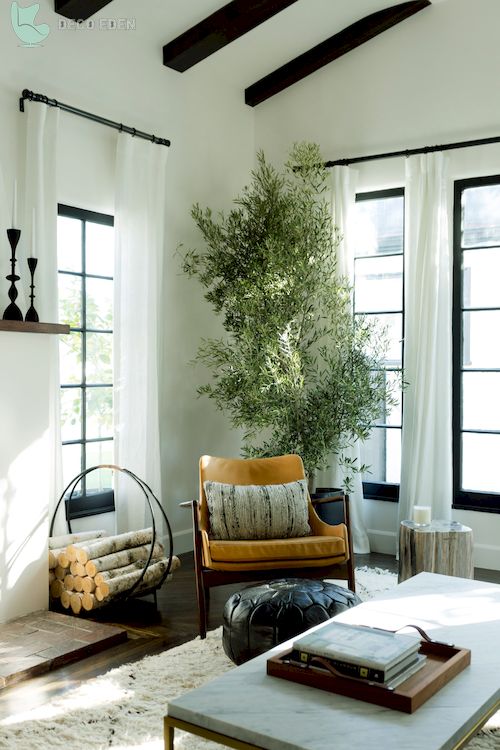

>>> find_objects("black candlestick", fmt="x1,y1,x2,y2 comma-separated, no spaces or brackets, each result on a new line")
25,257,39,323
3,228,23,321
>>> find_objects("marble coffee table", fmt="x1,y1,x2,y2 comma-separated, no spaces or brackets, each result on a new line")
165,573,500,750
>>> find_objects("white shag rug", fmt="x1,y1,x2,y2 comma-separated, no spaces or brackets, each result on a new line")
0,567,497,750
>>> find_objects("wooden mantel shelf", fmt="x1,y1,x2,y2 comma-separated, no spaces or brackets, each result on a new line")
0,320,70,335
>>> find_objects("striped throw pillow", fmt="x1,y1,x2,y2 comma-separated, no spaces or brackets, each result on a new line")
204,479,311,541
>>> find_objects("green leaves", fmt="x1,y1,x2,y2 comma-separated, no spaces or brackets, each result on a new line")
181,142,395,481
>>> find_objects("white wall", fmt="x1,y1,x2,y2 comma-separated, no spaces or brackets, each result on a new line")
255,0,500,569
0,333,52,623
0,0,254,569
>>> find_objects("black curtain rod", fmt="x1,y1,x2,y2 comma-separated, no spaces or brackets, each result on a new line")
19,88,171,147
325,134,500,167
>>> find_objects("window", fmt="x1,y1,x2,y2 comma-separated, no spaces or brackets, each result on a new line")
453,176,500,513
353,189,404,501
57,205,115,519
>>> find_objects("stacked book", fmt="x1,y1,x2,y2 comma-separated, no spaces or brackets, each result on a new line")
292,621,426,689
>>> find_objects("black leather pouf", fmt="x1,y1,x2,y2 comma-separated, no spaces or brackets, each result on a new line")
222,578,362,665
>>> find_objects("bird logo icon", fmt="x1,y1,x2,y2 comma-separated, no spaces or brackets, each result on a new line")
11,2,50,46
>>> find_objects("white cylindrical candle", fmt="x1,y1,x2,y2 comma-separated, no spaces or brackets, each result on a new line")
12,180,18,228
413,505,431,524
31,207,36,258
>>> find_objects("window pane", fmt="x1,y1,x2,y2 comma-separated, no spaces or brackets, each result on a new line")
354,196,404,257
364,313,402,367
58,274,82,328
462,433,500,492
86,387,113,439
85,447,113,490
86,222,114,277
385,428,401,484
60,333,82,385
354,255,403,313
462,372,500,431
85,332,112,384
462,311,500,368
462,184,500,248
61,388,82,441
372,371,402,427
62,443,82,491
57,216,82,272
361,427,400,483
86,278,113,330
462,248,500,309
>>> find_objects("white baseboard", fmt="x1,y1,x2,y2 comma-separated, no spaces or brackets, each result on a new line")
473,543,500,572
173,528,193,555
367,529,397,556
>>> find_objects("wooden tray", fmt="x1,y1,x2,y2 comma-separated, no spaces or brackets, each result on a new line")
267,640,471,713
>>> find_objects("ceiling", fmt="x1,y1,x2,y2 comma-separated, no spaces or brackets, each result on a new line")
56,0,439,101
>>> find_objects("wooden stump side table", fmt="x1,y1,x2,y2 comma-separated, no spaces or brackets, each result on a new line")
398,520,474,583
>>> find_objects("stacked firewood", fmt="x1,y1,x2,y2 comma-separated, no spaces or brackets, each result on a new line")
48,529,180,615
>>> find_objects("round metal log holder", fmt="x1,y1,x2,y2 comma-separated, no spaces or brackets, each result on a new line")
49,464,174,603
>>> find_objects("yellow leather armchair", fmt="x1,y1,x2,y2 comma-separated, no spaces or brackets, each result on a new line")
186,454,355,637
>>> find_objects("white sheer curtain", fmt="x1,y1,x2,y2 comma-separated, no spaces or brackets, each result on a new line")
315,165,370,554
114,134,168,533
398,152,452,527
24,102,64,531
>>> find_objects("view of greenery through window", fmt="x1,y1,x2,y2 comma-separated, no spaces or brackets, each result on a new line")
57,206,114,515
354,190,404,497
455,179,500,509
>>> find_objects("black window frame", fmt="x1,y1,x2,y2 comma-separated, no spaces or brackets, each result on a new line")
58,203,116,520
354,187,405,503
452,175,500,514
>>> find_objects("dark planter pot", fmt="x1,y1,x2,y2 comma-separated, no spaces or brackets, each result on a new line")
310,486,345,526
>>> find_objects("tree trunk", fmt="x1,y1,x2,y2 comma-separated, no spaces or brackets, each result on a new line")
49,530,108,550
398,520,474,583
69,528,154,565
84,542,164,577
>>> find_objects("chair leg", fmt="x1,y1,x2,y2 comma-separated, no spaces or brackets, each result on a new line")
347,553,356,593
193,537,208,638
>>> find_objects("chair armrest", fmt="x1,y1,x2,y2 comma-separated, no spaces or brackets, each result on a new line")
179,500,195,508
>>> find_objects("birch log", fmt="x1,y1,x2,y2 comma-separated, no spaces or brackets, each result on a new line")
64,574,75,591
49,570,56,585
81,576,96,594
70,561,86,577
74,576,84,592
94,559,162,586
69,528,154,565
95,559,171,601
60,590,71,609
49,530,108,549
85,542,164,577
70,593,83,615
49,548,66,569
54,565,69,580
398,520,474,583
50,579,64,598
57,551,70,568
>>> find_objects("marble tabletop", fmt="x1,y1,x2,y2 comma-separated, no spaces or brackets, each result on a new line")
167,573,500,750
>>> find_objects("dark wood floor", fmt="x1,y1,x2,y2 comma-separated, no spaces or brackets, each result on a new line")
1,551,499,718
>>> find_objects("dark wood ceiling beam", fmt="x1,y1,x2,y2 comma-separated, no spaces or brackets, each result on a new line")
245,0,431,107
54,0,114,21
163,0,300,72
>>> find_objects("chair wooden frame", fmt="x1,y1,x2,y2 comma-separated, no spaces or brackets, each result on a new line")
184,455,355,638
